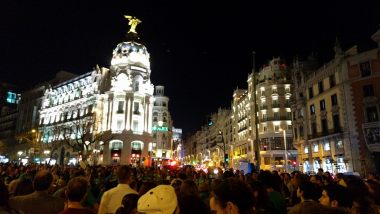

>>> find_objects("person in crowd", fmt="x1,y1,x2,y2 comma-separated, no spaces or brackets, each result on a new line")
258,170,286,214
179,179,198,198
170,178,183,196
9,170,65,214
248,180,274,214
115,193,139,214
138,181,157,196
137,185,179,214
59,176,95,214
346,176,379,214
288,181,326,214
13,177,34,196
0,180,17,214
319,184,352,209
210,178,254,214
335,173,347,187
98,166,138,214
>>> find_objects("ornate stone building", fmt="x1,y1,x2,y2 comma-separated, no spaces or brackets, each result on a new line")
36,17,164,165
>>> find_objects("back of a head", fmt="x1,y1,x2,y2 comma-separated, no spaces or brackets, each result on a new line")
180,179,198,197
117,165,132,183
116,193,139,214
66,177,88,202
212,178,254,214
33,170,53,191
258,170,275,189
299,181,319,201
324,184,352,208
179,195,209,214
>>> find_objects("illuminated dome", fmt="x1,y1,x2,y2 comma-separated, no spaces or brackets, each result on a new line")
110,41,150,68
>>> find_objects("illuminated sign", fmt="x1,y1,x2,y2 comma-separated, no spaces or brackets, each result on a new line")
6,91,18,104
153,126,168,131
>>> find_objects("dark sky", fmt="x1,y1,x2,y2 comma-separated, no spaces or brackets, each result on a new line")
1,1,380,135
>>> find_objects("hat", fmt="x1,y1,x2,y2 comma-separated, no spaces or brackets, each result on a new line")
138,185,178,214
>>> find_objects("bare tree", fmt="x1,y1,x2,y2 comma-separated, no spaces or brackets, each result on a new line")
59,115,113,162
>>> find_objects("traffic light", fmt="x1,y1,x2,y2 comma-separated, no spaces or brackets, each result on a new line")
224,154,229,162
292,160,296,166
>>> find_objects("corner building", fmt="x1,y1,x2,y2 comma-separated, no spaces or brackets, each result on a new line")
39,27,156,165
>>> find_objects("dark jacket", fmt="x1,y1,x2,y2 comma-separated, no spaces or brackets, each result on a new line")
9,191,65,214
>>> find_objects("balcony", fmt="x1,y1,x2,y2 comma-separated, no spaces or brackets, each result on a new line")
260,105,268,110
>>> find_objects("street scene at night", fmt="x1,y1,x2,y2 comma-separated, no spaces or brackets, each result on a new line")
0,1,380,214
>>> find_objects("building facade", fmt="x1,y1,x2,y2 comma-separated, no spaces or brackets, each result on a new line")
150,85,173,166
291,41,358,173
32,20,164,165
346,28,380,174
251,58,296,171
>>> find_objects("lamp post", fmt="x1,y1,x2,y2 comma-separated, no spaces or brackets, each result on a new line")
218,130,227,169
279,128,288,172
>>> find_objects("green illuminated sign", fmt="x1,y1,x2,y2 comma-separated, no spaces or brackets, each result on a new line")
153,126,168,131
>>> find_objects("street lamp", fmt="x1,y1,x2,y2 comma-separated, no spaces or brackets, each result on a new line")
279,128,288,172
218,130,227,168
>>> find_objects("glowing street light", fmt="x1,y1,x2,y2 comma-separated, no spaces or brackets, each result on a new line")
279,128,288,172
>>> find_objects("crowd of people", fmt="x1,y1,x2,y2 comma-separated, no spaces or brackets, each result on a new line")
0,162,379,214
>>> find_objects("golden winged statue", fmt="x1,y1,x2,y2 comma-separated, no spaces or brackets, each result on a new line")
124,15,141,34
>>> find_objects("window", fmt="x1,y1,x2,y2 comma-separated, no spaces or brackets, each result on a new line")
263,126,267,132
329,75,336,87
274,112,279,120
363,85,374,97
272,87,278,94
321,119,328,135
298,109,304,118
292,112,296,120
320,100,326,111
360,61,371,77
336,140,344,149
304,146,309,154
117,120,123,130
366,106,379,122
331,94,338,106
287,125,292,130
132,121,139,131
313,144,319,152
294,128,298,139
274,125,280,132
311,122,317,136
133,102,140,114
324,142,331,151
333,114,341,132
299,126,304,137
318,81,324,93
299,92,303,98
309,87,314,98
310,104,315,115
285,86,290,93
117,101,124,113
262,113,267,121
132,142,142,150
287,112,292,120
134,82,139,91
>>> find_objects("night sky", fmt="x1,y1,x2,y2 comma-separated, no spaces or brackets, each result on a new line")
1,1,380,135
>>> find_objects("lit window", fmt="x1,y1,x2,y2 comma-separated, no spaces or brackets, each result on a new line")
304,147,309,154
313,144,319,152
324,142,330,151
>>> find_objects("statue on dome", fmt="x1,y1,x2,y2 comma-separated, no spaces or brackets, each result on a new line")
124,15,141,34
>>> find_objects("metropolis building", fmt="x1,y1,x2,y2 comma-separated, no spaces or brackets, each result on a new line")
36,17,169,165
